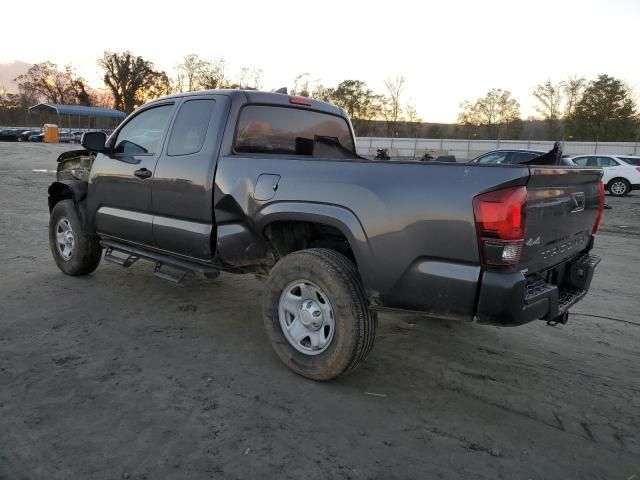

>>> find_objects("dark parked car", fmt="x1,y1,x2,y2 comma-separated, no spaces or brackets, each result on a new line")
0,128,30,142
17,130,41,142
47,90,604,380
470,149,575,166
29,133,44,142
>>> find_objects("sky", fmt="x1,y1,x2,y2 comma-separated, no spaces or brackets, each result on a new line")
0,0,638,123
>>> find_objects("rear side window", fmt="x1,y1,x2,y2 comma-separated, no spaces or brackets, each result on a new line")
619,156,640,166
234,105,354,155
167,99,215,156
573,156,589,166
113,104,173,155
590,156,617,167
507,151,538,164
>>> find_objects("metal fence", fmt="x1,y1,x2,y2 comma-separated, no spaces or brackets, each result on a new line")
355,137,640,161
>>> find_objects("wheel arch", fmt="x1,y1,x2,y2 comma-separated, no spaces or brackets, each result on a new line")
48,180,90,229
255,202,374,288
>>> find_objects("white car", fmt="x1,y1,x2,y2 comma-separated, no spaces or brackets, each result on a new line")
571,154,640,196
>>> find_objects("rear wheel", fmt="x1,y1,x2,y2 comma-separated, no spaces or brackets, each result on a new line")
49,200,102,275
262,248,376,381
608,178,630,197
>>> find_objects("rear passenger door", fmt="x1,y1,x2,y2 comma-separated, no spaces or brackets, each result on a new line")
151,95,228,259
581,156,617,184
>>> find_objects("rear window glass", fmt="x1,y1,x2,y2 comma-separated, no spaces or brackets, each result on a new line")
167,99,215,156
234,105,354,155
619,156,640,166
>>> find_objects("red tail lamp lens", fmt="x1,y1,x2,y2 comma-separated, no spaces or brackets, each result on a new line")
473,186,527,267
592,181,605,234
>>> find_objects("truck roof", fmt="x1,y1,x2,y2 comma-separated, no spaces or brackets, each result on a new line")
146,89,345,117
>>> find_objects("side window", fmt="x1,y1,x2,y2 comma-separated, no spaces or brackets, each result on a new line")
113,105,173,155
585,157,599,167
476,152,508,164
572,156,589,166
596,156,617,167
507,152,538,164
167,99,215,156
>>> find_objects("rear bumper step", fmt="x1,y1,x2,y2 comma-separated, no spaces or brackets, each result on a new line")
475,253,601,326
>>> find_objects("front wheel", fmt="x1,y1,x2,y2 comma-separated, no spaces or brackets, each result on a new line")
608,178,630,197
49,199,102,275
262,248,376,381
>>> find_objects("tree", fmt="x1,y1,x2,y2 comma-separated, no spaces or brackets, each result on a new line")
570,74,637,141
15,62,79,104
403,102,422,137
176,54,208,92
561,75,586,120
427,125,443,138
532,79,563,138
330,80,371,119
458,88,521,139
310,84,333,103
198,59,228,90
238,67,263,90
383,76,407,137
71,77,93,106
99,51,169,113
137,71,173,105
291,73,311,97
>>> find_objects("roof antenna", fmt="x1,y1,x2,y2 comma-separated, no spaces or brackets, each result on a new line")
274,87,288,94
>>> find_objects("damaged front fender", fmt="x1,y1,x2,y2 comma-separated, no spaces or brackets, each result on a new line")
55,149,95,182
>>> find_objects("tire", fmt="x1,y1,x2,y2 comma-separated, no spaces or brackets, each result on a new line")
262,248,376,381
608,178,630,197
49,199,102,275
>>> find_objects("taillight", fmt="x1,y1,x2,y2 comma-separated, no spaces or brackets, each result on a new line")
290,96,312,106
592,181,605,234
473,186,527,267
636,166,640,173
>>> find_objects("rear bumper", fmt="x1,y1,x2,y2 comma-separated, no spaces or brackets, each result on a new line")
475,252,600,326
631,183,640,191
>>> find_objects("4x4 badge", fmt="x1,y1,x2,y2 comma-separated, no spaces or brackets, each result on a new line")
526,236,541,247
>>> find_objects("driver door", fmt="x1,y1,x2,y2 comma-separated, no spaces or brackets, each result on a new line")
87,102,175,246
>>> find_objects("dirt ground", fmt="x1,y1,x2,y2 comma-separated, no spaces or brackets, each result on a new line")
1,143,639,480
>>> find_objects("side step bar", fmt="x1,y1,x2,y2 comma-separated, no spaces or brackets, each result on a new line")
100,239,221,283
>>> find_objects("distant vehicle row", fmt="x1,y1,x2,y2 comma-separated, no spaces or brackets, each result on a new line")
470,149,640,196
0,128,114,144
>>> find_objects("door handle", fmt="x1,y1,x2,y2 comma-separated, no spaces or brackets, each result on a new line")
134,168,152,179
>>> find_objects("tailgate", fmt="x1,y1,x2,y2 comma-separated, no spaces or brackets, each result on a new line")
519,167,603,274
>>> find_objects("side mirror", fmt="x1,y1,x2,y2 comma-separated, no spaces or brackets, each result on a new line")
81,131,107,152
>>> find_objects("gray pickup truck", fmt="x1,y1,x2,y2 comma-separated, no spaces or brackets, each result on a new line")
47,90,604,380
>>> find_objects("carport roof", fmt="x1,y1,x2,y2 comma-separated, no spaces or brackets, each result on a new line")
29,103,126,119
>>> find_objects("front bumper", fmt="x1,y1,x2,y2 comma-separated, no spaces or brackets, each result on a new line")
475,252,601,326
